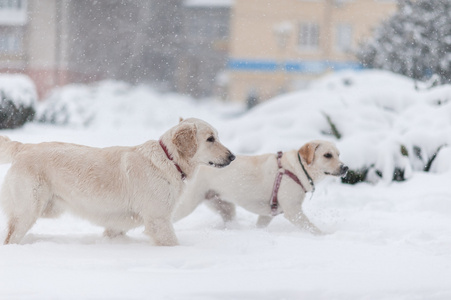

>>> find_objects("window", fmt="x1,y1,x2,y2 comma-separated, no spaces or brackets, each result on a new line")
298,22,319,51
0,0,27,25
334,0,354,5
335,23,353,52
0,0,23,9
0,33,22,54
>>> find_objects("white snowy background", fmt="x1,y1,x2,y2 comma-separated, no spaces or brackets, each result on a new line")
1,70,451,299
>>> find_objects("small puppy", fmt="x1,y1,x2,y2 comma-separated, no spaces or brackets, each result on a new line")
0,118,235,245
173,140,347,234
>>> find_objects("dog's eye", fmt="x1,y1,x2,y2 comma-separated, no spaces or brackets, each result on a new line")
324,153,333,159
207,136,215,143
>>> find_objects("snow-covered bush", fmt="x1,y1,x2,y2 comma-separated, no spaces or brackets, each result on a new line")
224,70,451,184
358,0,451,85
36,70,451,184
37,80,242,131
0,74,37,129
36,82,102,127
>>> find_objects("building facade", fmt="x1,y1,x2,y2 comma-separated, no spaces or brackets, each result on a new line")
228,0,398,103
0,0,231,99
0,0,75,98
179,0,231,98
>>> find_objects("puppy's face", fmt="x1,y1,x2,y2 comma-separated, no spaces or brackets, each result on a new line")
299,140,348,177
172,118,235,168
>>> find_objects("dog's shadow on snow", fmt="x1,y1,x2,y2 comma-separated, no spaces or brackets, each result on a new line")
18,233,150,246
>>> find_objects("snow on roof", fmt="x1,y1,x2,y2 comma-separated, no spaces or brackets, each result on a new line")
183,0,233,7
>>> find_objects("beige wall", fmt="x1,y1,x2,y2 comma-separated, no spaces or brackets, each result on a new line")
228,0,398,102
26,0,71,97
26,0,58,70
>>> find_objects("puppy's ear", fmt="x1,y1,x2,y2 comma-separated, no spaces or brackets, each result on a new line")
299,142,320,165
179,117,184,123
172,122,197,158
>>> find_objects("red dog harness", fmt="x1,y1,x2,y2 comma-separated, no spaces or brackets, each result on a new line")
270,151,309,215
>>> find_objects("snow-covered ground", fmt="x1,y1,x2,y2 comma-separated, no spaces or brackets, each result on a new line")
1,70,451,299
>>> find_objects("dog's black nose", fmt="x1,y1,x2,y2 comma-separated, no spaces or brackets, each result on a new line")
229,153,236,162
341,165,349,175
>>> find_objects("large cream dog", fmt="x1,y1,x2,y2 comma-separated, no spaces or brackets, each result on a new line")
0,118,235,246
173,140,347,234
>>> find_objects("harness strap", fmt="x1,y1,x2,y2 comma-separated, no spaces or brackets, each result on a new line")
270,170,284,213
159,140,186,181
270,151,309,215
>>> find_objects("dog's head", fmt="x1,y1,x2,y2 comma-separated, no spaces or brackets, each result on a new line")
298,140,348,178
172,118,235,168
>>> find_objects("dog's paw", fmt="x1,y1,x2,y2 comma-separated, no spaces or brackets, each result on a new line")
103,229,126,238
305,225,324,236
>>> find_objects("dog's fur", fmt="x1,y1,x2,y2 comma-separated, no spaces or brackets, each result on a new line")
173,140,347,234
0,118,234,245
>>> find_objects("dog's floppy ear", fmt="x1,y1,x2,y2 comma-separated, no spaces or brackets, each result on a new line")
172,122,197,158
299,142,320,165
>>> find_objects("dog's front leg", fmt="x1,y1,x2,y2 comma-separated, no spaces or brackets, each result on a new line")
283,206,322,235
144,217,178,246
172,182,207,223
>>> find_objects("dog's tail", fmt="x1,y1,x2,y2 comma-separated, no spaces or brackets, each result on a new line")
0,136,22,164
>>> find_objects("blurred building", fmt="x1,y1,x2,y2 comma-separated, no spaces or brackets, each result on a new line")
0,0,72,98
0,0,111,99
228,0,398,103
179,0,231,99
0,0,27,73
0,0,230,99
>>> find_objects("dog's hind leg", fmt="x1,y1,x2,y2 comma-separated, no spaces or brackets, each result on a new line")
256,215,273,228
4,218,16,244
4,214,38,245
40,196,65,218
2,174,50,244
204,193,236,223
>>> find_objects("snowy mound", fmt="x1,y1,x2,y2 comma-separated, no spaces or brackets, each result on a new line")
37,70,451,182
0,74,37,107
226,70,451,182
37,80,242,132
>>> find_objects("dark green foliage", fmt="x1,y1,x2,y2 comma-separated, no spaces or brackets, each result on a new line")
400,145,409,156
411,144,446,172
392,167,406,181
341,166,407,185
0,92,35,129
322,113,342,139
424,144,446,172
341,168,369,184
413,145,423,160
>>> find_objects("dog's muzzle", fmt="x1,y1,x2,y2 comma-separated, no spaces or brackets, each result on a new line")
209,152,235,168
325,164,349,177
